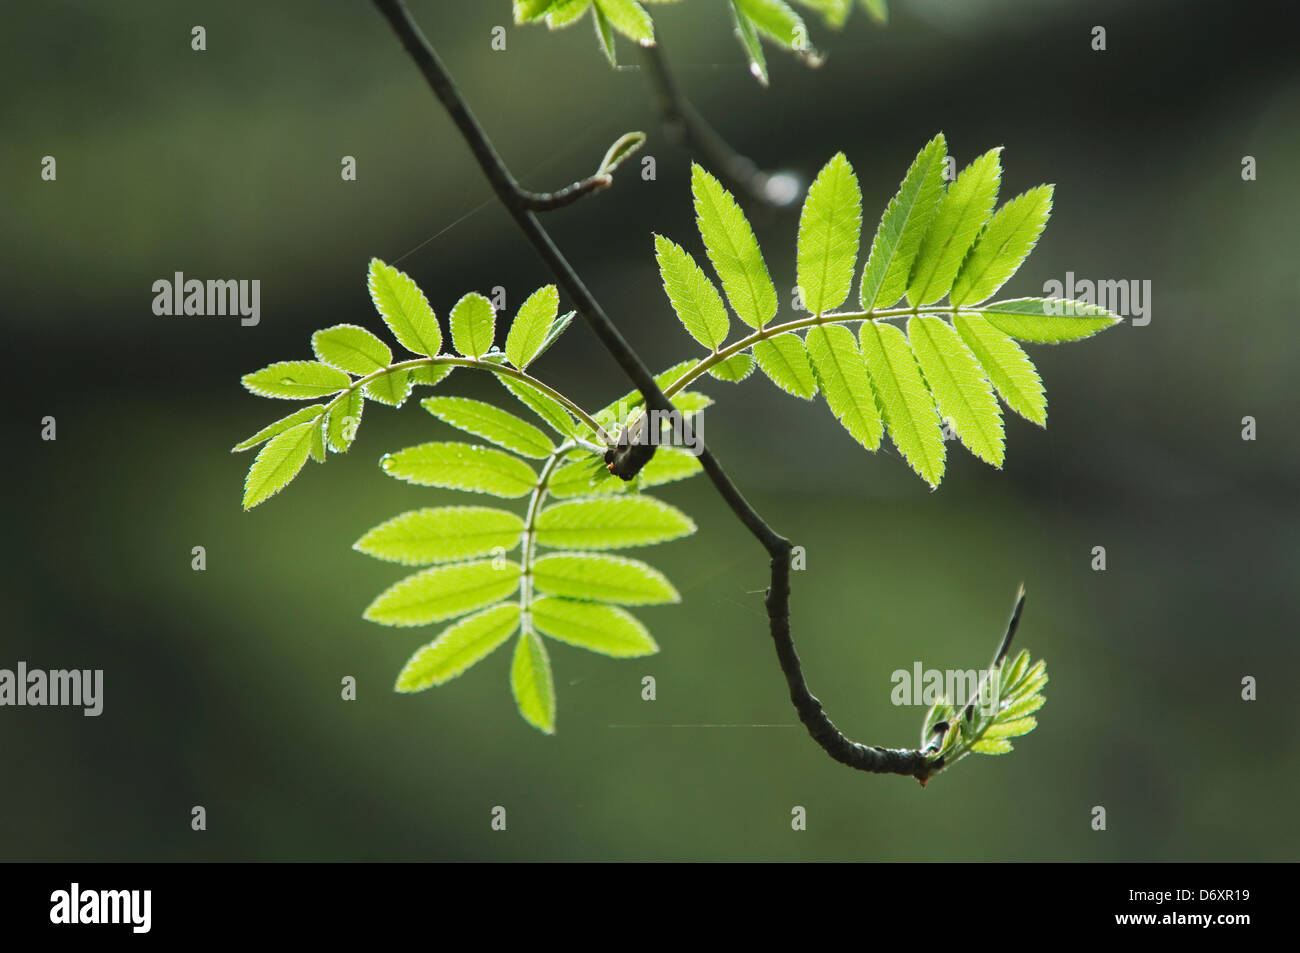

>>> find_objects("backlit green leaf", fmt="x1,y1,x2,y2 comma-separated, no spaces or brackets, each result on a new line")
326,388,365,452
380,442,538,498
968,298,1121,343
505,285,559,370
368,258,442,357
511,630,556,734
449,292,496,358
754,332,818,399
354,506,526,566
242,361,352,400
536,497,695,549
497,375,584,438
533,553,679,604
362,367,414,407
907,316,1004,466
952,314,1046,426
692,164,778,327
364,560,521,627
395,603,521,692
709,352,756,382
908,148,1002,307
797,152,861,314
311,324,392,375
951,185,1054,307
805,324,882,450
860,321,945,486
421,396,556,458
654,235,730,350
232,404,325,452
594,0,654,44
531,597,658,656
242,422,315,509
860,133,947,311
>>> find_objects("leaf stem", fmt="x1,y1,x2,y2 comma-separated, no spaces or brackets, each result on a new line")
519,442,572,634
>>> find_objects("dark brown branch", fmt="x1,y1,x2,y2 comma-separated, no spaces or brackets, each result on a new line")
369,0,943,782
519,173,613,211
639,40,800,210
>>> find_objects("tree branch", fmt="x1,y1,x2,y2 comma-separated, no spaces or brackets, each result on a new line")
639,40,800,210
369,0,949,782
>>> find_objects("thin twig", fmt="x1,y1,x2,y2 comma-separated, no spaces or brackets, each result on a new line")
369,0,954,782
639,40,800,209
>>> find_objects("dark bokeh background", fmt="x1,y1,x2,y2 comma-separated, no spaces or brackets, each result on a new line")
2,0,1295,861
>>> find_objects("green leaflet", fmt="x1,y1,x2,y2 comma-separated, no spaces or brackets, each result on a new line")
860,134,947,311
593,361,714,430
362,368,414,407
950,186,1054,307
737,0,807,50
497,375,583,439
654,235,730,350
511,630,557,734
364,559,521,627
380,442,538,498
908,148,1002,307
754,332,818,399
410,363,455,388
709,353,756,382
532,553,679,604
232,404,325,452
797,152,862,315
505,285,558,370
907,316,1004,467
952,315,1046,426
395,603,521,692
805,324,882,450
354,506,526,566
548,457,625,499
729,0,769,84
639,446,703,487
794,0,850,29
531,597,658,657
242,361,352,400
593,3,617,64
968,298,1121,343
367,258,442,357
421,396,556,458
311,324,392,375
242,421,315,509
326,388,365,452
691,164,778,328
536,497,696,549
860,321,945,487
309,419,326,462
593,0,654,44
546,0,592,28
449,292,496,359
514,0,559,24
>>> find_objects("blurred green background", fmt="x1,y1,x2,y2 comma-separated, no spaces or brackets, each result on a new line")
2,0,1296,861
